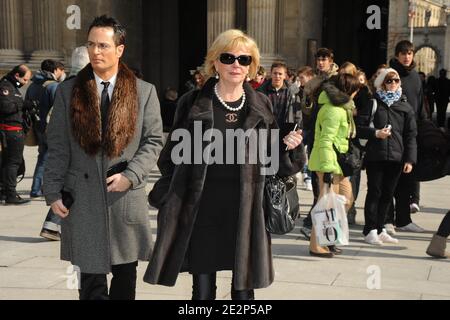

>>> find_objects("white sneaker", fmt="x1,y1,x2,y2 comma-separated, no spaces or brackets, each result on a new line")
304,180,313,191
384,223,396,235
396,222,426,233
379,229,399,244
410,203,420,214
365,230,382,245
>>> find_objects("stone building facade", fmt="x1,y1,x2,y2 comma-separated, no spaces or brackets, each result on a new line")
2,0,446,92
388,0,450,76
0,0,324,93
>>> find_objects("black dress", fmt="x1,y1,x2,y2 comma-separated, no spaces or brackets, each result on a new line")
187,95,247,274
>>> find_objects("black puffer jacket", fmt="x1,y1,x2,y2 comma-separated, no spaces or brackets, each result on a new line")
358,94,417,164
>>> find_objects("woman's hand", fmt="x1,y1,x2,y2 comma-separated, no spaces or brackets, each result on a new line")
376,128,391,140
283,130,303,151
403,162,413,174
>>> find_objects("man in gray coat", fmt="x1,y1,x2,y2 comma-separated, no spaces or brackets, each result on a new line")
43,15,163,300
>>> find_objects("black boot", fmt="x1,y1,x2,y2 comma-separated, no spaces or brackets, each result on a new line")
347,204,356,225
0,190,6,202
5,193,30,205
231,288,255,300
192,273,217,300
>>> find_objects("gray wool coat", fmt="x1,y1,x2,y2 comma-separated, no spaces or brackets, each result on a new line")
43,73,163,274
144,78,306,290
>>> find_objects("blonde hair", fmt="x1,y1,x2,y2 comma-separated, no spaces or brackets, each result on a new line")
356,70,368,85
204,29,260,79
339,62,358,76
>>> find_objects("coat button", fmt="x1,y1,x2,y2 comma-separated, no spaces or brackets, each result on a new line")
84,173,89,179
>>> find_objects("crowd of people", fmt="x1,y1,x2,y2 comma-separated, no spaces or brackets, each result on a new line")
0,15,449,300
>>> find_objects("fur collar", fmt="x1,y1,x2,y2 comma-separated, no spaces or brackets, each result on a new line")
321,82,351,106
70,63,138,158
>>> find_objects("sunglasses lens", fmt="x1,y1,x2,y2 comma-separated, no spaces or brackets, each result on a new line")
220,53,252,66
386,79,400,84
238,55,252,66
220,53,235,65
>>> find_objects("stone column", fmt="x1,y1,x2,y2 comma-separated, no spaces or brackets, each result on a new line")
0,0,25,68
30,0,63,64
207,0,236,47
247,0,281,67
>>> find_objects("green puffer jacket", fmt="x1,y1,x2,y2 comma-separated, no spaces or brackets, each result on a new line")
309,82,353,175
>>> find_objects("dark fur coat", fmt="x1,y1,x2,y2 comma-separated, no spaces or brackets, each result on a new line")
144,78,306,290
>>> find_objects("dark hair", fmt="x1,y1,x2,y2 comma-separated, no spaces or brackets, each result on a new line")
315,48,334,61
55,61,65,70
395,40,414,56
257,66,266,76
129,67,143,79
297,66,314,77
10,65,29,78
439,69,447,77
332,73,361,96
164,87,178,101
271,61,288,72
88,15,126,46
41,59,58,73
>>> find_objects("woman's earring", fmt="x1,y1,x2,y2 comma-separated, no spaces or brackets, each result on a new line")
215,72,220,80
246,75,251,82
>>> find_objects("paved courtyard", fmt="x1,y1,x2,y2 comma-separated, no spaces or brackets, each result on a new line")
0,146,449,300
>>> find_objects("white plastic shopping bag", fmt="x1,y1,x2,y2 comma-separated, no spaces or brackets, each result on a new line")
311,185,349,246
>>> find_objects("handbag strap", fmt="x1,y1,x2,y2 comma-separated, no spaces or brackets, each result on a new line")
359,99,378,147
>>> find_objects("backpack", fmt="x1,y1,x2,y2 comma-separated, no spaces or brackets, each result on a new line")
415,119,450,181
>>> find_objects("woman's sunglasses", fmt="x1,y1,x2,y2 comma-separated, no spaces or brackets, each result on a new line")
219,53,252,66
385,78,400,84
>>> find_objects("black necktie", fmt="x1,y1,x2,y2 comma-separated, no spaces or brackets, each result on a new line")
100,81,110,138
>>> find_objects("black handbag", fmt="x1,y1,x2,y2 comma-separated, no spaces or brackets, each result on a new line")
148,175,172,209
264,175,300,235
333,140,362,177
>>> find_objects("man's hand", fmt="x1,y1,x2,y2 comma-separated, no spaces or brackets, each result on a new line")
403,162,413,174
51,199,69,218
106,174,132,193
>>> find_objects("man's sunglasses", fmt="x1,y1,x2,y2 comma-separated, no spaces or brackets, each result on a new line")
219,53,252,66
385,78,400,84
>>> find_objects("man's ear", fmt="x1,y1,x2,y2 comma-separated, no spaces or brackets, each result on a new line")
117,45,125,58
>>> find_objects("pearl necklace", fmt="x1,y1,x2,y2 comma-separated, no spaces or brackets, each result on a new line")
214,84,246,112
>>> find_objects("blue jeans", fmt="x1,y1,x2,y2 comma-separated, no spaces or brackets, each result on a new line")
42,208,61,232
30,141,48,195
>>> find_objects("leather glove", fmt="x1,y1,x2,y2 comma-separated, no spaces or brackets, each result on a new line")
323,173,333,185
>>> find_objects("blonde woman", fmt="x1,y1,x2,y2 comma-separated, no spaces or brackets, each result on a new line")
144,30,306,300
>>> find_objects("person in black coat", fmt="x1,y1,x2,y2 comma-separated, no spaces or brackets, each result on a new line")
435,69,450,128
0,65,32,205
388,40,425,230
144,29,306,300
357,68,417,245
